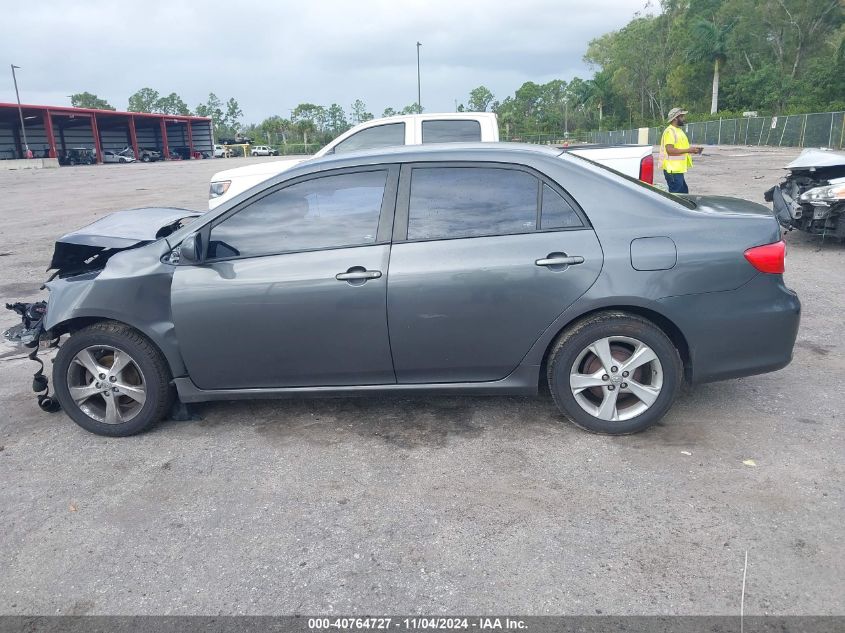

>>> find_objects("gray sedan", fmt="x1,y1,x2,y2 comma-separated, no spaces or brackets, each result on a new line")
8,143,800,436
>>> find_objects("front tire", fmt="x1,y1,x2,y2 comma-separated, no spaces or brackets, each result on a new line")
547,312,683,434
53,322,173,436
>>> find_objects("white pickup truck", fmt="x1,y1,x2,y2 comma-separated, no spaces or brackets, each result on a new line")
208,112,654,209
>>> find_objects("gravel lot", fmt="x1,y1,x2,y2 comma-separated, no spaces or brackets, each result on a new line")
0,148,842,616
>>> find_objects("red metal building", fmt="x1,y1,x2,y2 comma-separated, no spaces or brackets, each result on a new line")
0,103,213,163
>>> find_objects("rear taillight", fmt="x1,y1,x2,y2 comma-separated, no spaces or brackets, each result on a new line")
639,154,654,184
744,240,786,274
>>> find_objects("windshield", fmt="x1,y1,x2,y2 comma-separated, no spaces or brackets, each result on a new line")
566,151,697,209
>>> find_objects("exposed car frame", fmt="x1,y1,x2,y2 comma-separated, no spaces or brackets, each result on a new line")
766,148,845,240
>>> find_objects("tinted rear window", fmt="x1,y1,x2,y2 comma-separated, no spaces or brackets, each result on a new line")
421,120,482,143
541,184,582,229
333,123,405,154
408,167,538,240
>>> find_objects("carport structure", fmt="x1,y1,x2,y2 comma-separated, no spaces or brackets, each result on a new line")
0,103,213,163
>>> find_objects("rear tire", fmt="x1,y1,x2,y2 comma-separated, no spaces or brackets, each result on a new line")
53,322,173,437
547,312,683,434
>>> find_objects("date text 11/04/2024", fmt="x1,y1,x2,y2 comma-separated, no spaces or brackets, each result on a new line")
308,618,527,630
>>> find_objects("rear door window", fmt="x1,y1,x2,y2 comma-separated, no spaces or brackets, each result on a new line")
541,184,583,229
421,120,482,143
407,167,538,240
332,123,405,154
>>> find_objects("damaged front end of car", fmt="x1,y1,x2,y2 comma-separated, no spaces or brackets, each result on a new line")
3,300,61,411
765,148,845,239
3,207,201,412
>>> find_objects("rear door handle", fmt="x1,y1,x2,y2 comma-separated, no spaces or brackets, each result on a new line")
535,255,585,267
336,268,382,281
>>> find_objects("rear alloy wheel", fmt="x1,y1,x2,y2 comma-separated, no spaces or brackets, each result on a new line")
547,313,682,434
53,322,173,436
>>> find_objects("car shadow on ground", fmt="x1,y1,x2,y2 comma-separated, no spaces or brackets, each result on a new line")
181,394,558,449
159,383,733,451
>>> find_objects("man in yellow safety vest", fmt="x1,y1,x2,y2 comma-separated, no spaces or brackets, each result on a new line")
659,107,702,193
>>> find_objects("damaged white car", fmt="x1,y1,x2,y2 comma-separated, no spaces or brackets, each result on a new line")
765,147,845,239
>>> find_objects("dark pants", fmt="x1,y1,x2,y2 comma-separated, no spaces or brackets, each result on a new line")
664,171,689,194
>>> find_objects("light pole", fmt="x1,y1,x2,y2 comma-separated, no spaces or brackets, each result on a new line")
563,97,569,138
416,42,422,113
11,64,29,155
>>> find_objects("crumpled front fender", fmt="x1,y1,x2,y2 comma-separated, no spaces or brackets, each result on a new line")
44,240,187,378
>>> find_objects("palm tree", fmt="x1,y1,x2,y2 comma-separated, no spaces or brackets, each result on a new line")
585,71,615,129
293,119,316,147
686,19,733,114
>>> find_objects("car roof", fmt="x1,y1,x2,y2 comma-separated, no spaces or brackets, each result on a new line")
303,142,564,169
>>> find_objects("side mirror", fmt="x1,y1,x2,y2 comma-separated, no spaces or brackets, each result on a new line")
179,233,203,264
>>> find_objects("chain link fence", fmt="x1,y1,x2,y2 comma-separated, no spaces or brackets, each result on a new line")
589,111,845,149
273,143,321,155
501,133,586,145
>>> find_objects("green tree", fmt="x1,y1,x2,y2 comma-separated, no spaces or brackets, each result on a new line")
292,103,326,127
225,97,243,131
493,97,519,137
291,103,327,144
155,92,190,115
467,86,494,112
326,103,348,133
585,15,671,124
194,93,228,137
382,107,398,117
685,19,733,113
400,103,422,115
70,92,115,110
128,88,160,113
538,79,568,130
253,116,292,145
349,99,374,123
194,93,223,121
294,119,317,146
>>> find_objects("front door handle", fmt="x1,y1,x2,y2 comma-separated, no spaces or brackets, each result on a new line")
336,267,382,282
535,254,585,267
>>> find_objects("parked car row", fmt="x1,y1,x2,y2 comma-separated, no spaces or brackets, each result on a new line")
56,146,213,166
58,148,97,166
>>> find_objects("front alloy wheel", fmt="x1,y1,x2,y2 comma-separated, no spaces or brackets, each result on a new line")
67,345,147,425
53,322,172,436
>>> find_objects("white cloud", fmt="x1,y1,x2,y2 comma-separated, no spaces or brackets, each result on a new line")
1,0,650,121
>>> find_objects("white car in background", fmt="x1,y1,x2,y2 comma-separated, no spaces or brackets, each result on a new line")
251,145,279,156
103,150,135,164
209,113,500,208
208,112,654,209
